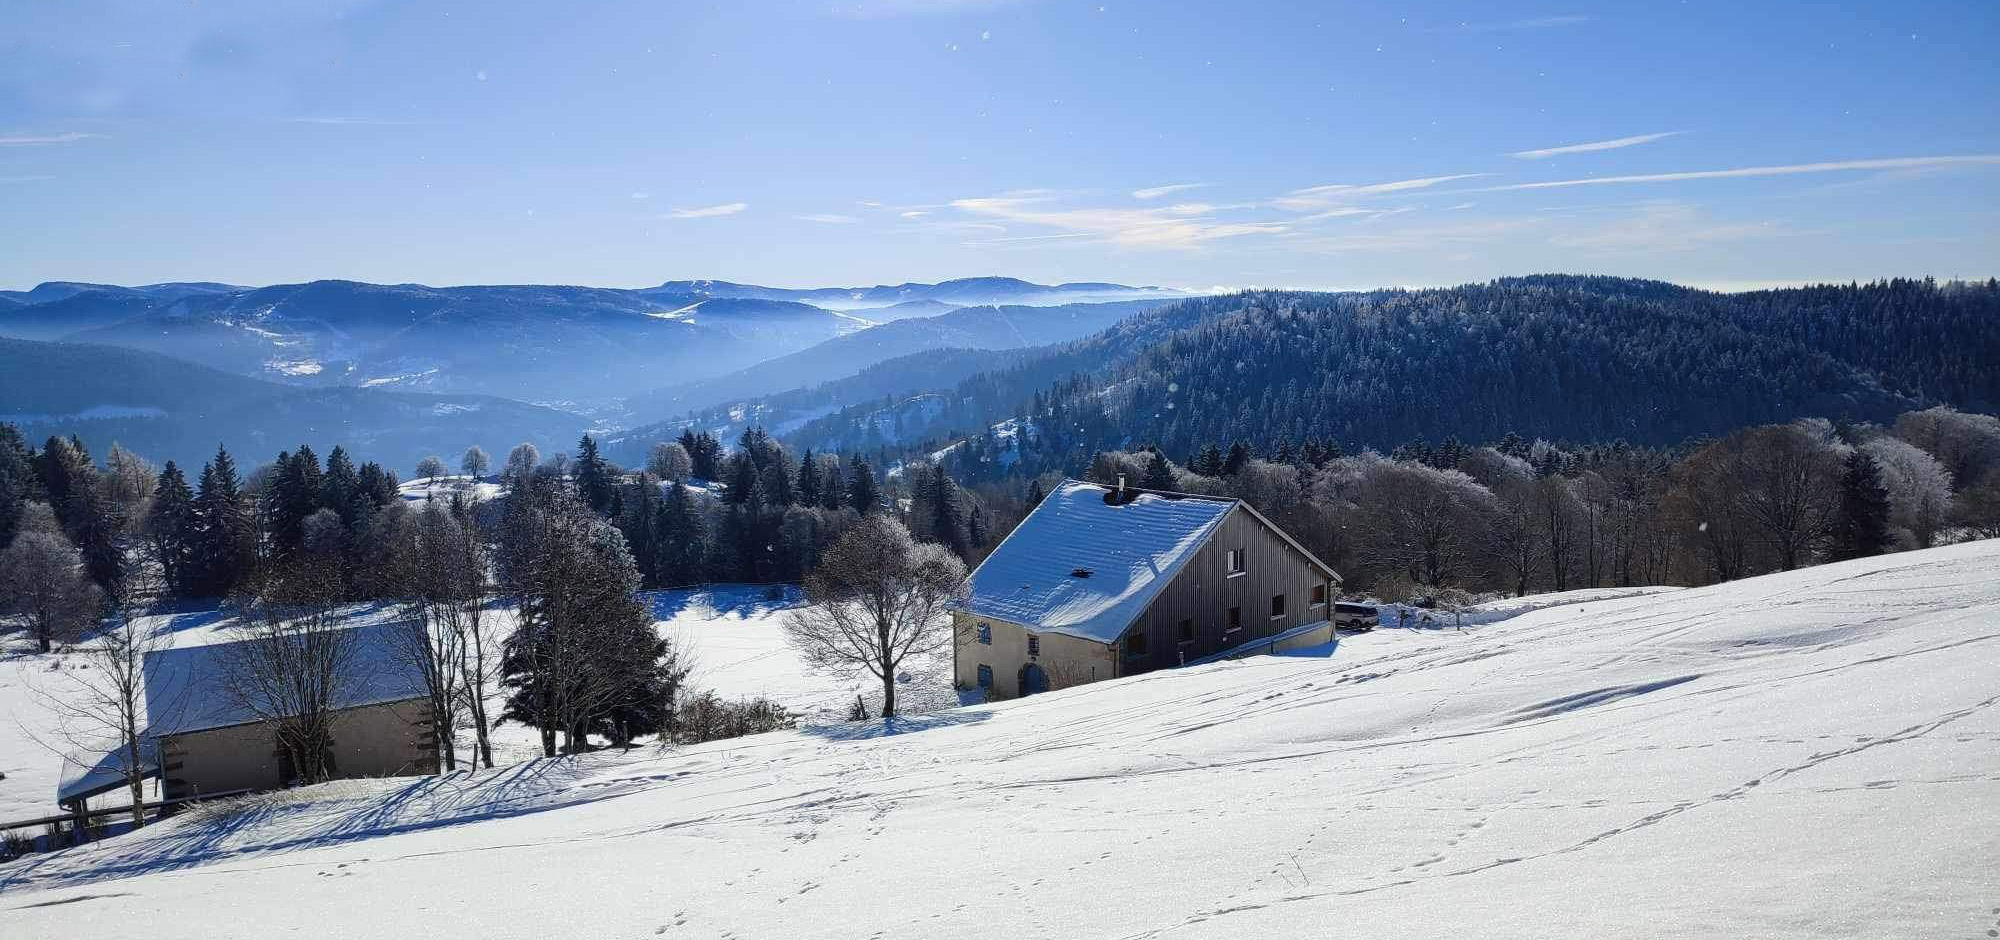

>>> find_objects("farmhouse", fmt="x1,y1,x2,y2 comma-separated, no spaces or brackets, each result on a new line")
54,619,436,814
954,479,1340,699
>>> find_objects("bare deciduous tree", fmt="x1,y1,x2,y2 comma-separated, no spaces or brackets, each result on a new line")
783,514,966,719
222,563,357,786
1,505,104,653
460,446,491,480
415,455,448,483
44,585,165,830
647,442,692,483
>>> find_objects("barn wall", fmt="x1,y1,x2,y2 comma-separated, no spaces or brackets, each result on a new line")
161,698,437,801
1120,507,1335,675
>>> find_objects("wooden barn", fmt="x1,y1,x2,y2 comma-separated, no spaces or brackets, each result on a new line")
953,478,1340,699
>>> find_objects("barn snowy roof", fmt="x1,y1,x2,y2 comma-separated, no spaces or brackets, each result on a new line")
963,480,1237,643
143,620,429,737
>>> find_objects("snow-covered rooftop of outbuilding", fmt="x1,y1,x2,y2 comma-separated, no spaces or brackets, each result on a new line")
963,479,1236,643
143,620,429,738
55,737,159,804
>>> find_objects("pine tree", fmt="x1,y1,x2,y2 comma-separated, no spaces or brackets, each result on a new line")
191,445,253,597
847,455,879,513
356,461,399,510
36,436,120,591
928,469,967,557
1223,442,1251,476
1829,450,1894,561
1025,477,1046,508
322,446,361,525
1141,450,1176,490
797,449,820,507
654,481,707,587
574,434,615,514
818,456,846,511
147,462,197,595
0,422,37,551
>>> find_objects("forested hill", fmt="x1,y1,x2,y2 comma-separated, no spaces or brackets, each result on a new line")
780,276,1998,463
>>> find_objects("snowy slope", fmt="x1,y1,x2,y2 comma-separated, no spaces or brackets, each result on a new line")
4,541,1999,938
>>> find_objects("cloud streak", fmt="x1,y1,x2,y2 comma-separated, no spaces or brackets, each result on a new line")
1271,174,1488,211
0,132,104,146
666,202,747,219
794,213,859,224
1131,182,1209,200
1480,155,2000,191
951,193,1288,248
1509,131,1680,160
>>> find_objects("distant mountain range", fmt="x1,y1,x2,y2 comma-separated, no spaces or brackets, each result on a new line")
638,276,1181,312
763,276,2000,466
0,277,1181,411
625,298,1172,419
0,337,587,474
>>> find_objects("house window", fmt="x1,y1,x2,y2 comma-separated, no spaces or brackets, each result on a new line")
1125,631,1149,657
977,664,993,688
1270,593,1287,618
1311,584,1328,607
1027,635,1041,657
1226,606,1241,633
977,622,992,645
1177,618,1195,643
1226,548,1245,576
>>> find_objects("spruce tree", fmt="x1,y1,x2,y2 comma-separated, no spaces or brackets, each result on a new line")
1025,477,1045,508
147,462,197,595
192,445,252,597
1142,450,1176,490
321,446,361,525
818,456,846,511
1223,442,1251,476
574,433,615,514
1829,450,1894,561
797,449,820,507
847,455,879,514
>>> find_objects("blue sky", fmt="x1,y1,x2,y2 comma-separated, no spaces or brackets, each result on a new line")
2,0,1996,291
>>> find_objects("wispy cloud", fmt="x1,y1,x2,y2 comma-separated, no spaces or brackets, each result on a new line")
1480,155,2000,191
951,192,1288,248
0,131,104,146
1270,174,1488,211
794,213,860,224
0,175,55,183
666,202,748,219
1509,131,1680,160
1132,182,1209,200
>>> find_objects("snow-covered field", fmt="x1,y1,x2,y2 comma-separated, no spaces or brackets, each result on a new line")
0,586,945,822
652,586,958,724
4,541,1998,938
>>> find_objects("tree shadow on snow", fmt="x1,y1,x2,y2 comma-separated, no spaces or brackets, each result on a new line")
800,709,993,742
0,756,631,896
642,585,800,623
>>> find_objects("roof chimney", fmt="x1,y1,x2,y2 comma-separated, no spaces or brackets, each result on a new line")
1118,474,1127,494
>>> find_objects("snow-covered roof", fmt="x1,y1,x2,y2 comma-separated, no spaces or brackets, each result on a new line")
963,480,1237,643
56,737,160,804
143,620,429,737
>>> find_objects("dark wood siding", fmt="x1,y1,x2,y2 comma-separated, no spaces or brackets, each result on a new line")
1118,505,1335,675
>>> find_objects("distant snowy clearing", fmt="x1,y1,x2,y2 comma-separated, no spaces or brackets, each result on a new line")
3,541,1997,938
649,585,959,724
